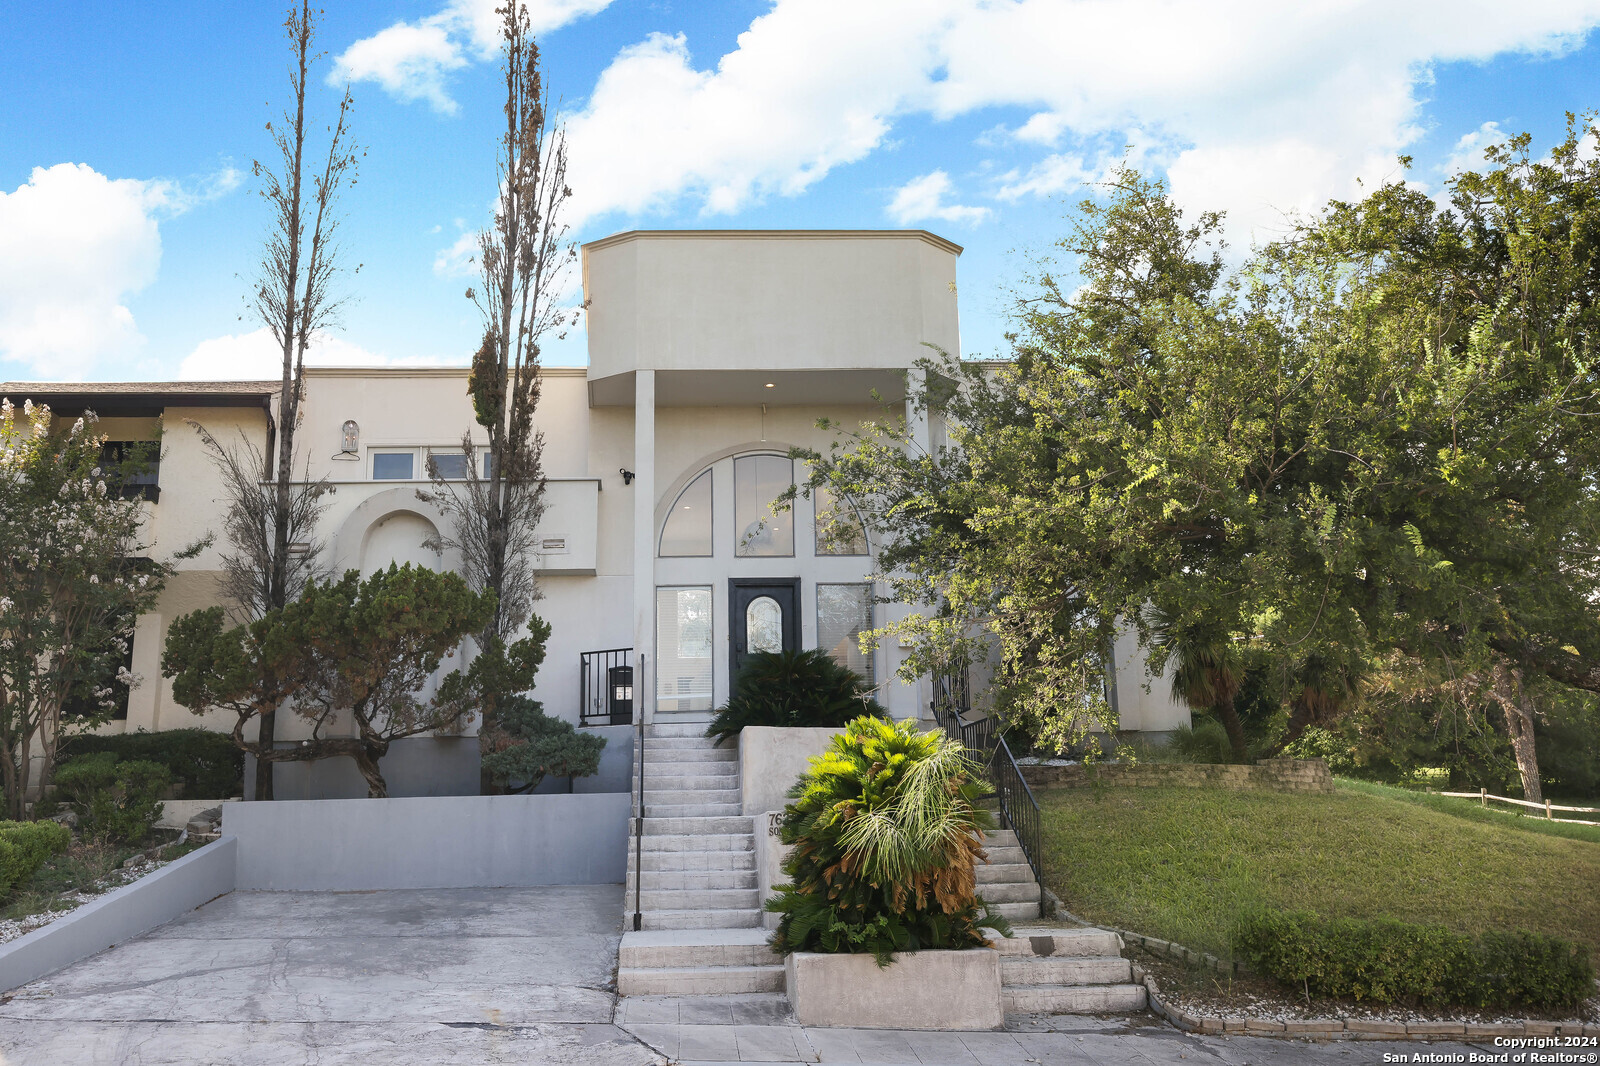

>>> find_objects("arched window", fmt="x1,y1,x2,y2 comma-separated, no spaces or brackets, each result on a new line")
659,469,712,557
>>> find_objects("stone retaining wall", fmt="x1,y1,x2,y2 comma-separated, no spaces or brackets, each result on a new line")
1020,757,1333,794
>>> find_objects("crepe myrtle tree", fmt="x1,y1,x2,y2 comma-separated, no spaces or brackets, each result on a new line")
0,400,197,819
166,565,495,798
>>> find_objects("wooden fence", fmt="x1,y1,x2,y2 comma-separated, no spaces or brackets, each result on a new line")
1438,788,1600,826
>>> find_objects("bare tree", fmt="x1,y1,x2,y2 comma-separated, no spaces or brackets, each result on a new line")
229,0,359,799
421,3,577,785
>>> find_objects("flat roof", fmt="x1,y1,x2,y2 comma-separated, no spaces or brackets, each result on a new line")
0,381,278,417
582,228,963,256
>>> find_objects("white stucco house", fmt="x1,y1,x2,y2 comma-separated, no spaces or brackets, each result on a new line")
5,229,1187,799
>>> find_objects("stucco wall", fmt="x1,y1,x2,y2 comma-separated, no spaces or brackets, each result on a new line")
738,727,838,816
224,793,628,889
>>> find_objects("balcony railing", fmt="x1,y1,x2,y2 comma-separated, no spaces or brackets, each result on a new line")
580,648,635,726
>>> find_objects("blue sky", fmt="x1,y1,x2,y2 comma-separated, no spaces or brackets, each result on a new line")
4,0,1600,382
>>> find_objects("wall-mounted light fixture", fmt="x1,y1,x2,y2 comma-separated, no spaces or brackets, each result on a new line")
286,542,312,556
334,419,360,460
619,468,635,485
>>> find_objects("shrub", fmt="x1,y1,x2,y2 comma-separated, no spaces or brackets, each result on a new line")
481,694,607,792
0,820,72,899
58,728,243,798
50,753,170,845
766,716,1010,965
706,649,886,744
1233,909,1594,1011
1161,720,1233,764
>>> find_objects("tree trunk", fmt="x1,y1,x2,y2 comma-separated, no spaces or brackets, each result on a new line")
1491,664,1542,803
354,746,388,799
1214,695,1249,763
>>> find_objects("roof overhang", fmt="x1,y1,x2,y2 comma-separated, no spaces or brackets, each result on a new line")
587,368,908,408
0,382,278,418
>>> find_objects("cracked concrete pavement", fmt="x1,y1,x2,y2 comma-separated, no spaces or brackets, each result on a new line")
0,885,661,1065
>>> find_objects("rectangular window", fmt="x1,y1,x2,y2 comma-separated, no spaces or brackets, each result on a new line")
100,441,160,502
428,452,469,480
817,583,874,684
657,586,714,712
372,450,416,480
734,455,794,557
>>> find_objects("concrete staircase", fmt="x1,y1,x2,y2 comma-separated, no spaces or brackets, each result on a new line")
992,928,1149,1014
615,718,1143,1015
618,719,784,995
979,829,1044,922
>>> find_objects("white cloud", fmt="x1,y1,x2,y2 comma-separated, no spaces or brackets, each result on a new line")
0,164,170,379
1443,121,1510,177
176,328,462,381
561,0,1600,243
433,231,479,278
333,0,614,114
887,171,990,227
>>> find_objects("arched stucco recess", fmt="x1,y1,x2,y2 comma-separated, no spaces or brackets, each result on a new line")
332,487,457,576
653,440,803,535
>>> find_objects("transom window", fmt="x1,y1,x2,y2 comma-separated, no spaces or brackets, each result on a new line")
814,484,868,556
660,469,713,557
372,450,415,480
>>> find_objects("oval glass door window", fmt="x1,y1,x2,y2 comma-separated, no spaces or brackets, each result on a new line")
746,596,784,654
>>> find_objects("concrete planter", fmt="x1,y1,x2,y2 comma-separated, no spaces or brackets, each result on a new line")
737,726,838,816
784,948,1004,1030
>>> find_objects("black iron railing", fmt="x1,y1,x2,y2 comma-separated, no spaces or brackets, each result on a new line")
931,669,1046,915
581,648,634,725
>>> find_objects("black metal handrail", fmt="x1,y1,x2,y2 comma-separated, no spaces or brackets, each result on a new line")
581,648,634,726
632,652,646,932
930,671,1046,916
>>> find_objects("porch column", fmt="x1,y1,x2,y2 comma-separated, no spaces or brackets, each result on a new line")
906,367,930,455
633,370,656,723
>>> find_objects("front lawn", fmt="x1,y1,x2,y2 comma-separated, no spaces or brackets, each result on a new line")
1037,780,1600,962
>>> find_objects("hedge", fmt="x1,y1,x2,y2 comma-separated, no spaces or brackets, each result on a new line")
1233,909,1595,1011
51,753,170,846
0,820,72,899
59,728,242,798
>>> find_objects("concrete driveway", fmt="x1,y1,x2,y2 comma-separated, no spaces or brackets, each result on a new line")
0,885,661,1066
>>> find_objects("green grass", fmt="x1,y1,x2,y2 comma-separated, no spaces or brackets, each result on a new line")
1336,778,1600,845
1038,782,1600,962
2,833,202,924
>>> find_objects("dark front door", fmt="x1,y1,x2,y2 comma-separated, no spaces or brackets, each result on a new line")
730,579,800,685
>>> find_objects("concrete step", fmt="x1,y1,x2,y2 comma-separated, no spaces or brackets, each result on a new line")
638,888,760,911
631,849,757,872
979,881,1042,904
617,964,784,996
1001,956,1132,986
646,723,717,738
643,774,741,791
619,928,778,969
982,845,1028,866
644,760,738,777
988,929,1124,957
641,738,734,753
639,909,763,930
638,832,754,852
644,788,742,806
994,901,1045,921
976,863,1035,884
628,870,759,892
1002,983,1147,1014
985,830,1020,847
636,815,754,835
645,802,743,818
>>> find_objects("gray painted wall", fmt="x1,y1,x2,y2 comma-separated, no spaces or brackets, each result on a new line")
223,793,629,890
0,837,237,994
739,727,837,816
246,728,633,800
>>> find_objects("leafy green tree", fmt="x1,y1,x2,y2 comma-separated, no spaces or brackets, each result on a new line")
801,116,1600,793
165,565,495,797
706,649,886,744
1,400,188,819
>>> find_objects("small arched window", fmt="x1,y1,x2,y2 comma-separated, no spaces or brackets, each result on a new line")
659,469,712,557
